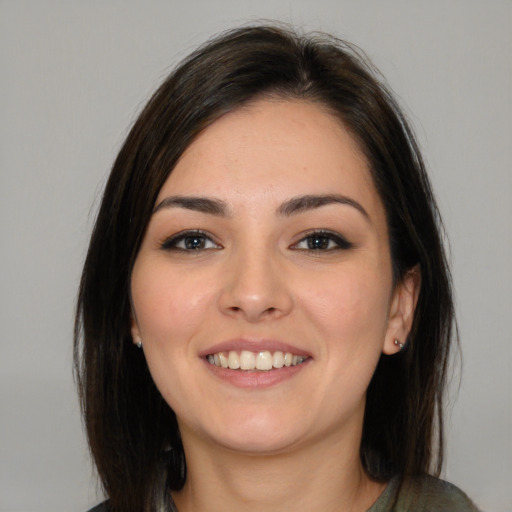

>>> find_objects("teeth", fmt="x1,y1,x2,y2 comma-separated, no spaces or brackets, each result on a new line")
256,351,273,370
219,352,229,368
240,350,256,370
228,351,240,369
272,351,284,368
207,350,308,371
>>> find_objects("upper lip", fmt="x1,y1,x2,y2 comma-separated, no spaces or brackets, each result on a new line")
199,338,312,358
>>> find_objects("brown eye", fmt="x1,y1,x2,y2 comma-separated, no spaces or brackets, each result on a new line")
161,230,220,251
307,234,331,250
293,231,353,251
183,234,207,250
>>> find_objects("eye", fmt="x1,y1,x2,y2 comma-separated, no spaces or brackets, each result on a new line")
292,230,353,252
161,230,220,251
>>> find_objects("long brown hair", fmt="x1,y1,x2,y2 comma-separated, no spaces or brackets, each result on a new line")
75,24,455,511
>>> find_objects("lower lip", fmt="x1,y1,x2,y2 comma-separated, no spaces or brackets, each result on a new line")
203,358,310,388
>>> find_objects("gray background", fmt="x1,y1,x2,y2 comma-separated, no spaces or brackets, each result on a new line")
1,1,510,511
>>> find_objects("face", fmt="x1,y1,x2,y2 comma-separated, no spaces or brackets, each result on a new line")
130,99,415,455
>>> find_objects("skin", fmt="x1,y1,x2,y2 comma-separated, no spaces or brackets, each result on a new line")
131,99,419,511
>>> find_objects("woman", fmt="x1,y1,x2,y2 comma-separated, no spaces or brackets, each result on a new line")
75,25,478,511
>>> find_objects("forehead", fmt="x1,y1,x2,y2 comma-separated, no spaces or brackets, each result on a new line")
157,99,379,214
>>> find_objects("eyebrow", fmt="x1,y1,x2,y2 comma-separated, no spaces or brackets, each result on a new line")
153,196,230,216
153,193,369,220
277,194,369,220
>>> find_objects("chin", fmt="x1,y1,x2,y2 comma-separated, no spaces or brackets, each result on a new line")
192,410,306,455
217,429,301,455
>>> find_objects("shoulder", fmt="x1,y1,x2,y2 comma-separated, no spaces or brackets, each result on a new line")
87,501,110,512
407,475,480,511
370,475,480,512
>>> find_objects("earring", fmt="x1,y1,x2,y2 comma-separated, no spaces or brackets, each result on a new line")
135,340,143,350
394,339,404,350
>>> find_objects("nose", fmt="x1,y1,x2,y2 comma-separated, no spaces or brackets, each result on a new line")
218,244,294,322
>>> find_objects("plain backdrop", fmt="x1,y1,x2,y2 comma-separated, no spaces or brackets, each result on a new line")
0,1,511,511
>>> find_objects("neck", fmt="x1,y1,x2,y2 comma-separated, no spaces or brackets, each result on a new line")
171,425,385,512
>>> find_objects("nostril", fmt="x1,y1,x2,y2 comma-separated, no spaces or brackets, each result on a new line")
227,305,277,316
220,284,293,321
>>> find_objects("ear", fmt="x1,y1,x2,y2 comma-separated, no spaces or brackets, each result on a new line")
382,265,421,355
130,314,142,346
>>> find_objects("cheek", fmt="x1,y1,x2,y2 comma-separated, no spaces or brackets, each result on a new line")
131,262,212,339
130,262,215,405
301,264,392,349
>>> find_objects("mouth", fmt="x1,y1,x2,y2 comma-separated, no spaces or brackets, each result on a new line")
207,350,309,371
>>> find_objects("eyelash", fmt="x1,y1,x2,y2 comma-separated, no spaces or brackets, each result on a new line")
160,229,353,253
160,230,220,251
292,230,353,252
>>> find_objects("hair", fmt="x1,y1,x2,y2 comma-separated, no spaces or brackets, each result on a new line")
74,24,455,512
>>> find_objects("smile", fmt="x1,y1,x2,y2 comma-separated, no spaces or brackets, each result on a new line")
207,350,308,371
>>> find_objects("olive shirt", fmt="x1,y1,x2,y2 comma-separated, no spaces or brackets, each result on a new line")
367,476,479,511
88,475,479,511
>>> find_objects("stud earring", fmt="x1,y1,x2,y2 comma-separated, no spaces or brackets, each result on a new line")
135,340,143,349
394,339,404,350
